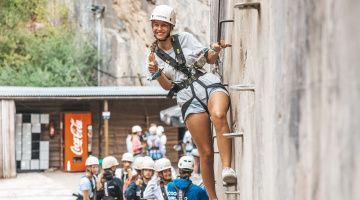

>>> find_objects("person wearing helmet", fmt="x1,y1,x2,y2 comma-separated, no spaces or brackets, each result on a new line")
167,156,208,200
96,156,123,200
129,125,144,158
147,4,236,199
125,156,155,200
147,125,163,160
143,158,173,200
115,152,135,199
75,156,99,200
156,126,167,157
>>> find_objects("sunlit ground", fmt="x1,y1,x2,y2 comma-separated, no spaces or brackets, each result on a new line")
0,170,82,200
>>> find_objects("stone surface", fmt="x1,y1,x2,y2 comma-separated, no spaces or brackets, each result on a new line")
215,0,360,199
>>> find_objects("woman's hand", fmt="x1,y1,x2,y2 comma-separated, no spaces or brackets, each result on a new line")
211,39,232,52
148,52,158,73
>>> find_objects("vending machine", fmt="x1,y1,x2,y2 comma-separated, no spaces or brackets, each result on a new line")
63,112,91,172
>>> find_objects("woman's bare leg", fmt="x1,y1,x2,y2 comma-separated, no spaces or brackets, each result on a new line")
208,92,232,168
186,112,217,199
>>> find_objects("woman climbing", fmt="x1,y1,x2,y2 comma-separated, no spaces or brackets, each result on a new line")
147,5,237,200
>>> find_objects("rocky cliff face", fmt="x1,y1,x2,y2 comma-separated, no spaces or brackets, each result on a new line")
59,0,210,86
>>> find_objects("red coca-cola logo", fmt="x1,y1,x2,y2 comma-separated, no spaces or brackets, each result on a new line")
70,118,83,156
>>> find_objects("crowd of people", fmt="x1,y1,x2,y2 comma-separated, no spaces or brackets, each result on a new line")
126,124,168,161
76,124,204,200
76,154,207,200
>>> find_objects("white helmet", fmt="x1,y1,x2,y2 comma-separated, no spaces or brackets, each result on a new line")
156,126,164,136
132,125,142,133
102,156,119,169
85,156,99,166
141,156,155,170
191,149,199,157
178,156,194,171
133,156,144,170
121,152,134,162
154,158,172,172
150,5,176,26
149,126,157,135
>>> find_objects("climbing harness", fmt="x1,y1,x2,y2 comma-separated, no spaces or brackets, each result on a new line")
155,34,229,119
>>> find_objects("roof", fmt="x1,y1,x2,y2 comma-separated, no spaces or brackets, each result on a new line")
0,86,169,100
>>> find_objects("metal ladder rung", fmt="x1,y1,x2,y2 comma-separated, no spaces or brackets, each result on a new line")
234,2,261,10
223,132,243,138
229,84,255,91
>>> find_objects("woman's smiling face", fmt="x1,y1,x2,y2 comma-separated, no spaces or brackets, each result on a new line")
152,20,172,41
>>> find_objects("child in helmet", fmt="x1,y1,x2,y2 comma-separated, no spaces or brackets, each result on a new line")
130,125,144,158
115,152,135,199
167,156,209,200
97,156,124,200
125,156,155,200
147,126,163,160
143,158,173,200
76,156,99,200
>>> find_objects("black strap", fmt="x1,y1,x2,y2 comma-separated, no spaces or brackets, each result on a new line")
160,183,169,200
155,34,192,77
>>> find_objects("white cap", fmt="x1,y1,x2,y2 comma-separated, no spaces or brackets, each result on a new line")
133,156,144,170
121,152,134,162
102,156,119,169
141,156,155,170
132,125,142,133
157,126,164,136
178,156,194,171
150,5,176,26
149,126,157,135
85,156,99,166
154,158,172,172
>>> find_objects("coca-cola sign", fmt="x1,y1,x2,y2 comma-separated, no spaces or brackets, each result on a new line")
70,118,83,156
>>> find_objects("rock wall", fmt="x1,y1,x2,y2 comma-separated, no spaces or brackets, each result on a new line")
59,0,210,86
215,0,360,199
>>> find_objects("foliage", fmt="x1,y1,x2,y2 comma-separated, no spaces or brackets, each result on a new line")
0,0,98,86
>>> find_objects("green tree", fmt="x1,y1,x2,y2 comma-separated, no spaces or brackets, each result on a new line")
0,0,98,86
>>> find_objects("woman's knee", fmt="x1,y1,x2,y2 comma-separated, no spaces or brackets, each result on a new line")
200,148,214,162
211,110,227,124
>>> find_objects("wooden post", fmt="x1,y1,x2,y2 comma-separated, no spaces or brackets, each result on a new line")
103,100,109,156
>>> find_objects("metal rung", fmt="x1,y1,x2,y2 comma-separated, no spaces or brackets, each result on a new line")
223,132,243,138
225,191,240,195
234,2,261,10
229,84,255,91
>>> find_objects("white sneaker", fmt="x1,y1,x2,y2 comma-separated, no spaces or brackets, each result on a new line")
222,167,237,184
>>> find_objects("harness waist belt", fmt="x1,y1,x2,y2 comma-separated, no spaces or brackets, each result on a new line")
167,71,204,98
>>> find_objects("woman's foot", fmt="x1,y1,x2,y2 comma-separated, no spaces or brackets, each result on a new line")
222,167,237,184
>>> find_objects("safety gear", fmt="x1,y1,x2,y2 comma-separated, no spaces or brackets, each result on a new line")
141,156,155,170
222,167,237,184
85,156,99,166
122,152,134,162
149,126,157,135
132,125,142,133
154,158,172,172
156,126,164,136
154,34,229,118
133,156,144,170
102,156,119,169
150,5,176,26
178,156,194,171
